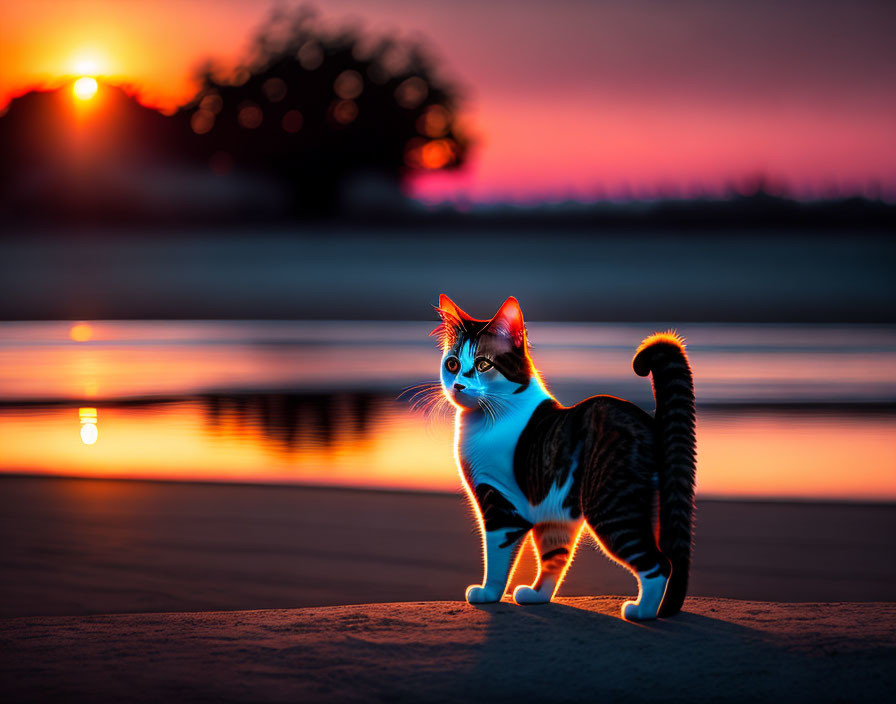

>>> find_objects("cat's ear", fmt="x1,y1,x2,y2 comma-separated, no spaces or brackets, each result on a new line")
485,296,527,348
431,294,471,350
436,294,473,323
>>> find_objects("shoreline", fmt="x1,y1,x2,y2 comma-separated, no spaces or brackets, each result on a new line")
2,472,896,507
2,230,893,322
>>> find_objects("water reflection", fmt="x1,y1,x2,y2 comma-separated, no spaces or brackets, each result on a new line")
78,407,98,445
201,392,376,452
0,321,894,499
0,391,894,500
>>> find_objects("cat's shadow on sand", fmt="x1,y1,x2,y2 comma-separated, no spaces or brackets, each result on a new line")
457,599,848,702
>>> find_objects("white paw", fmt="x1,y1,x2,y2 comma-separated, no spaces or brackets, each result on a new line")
622,600,659,621
512,585,551,605
465,584,502,604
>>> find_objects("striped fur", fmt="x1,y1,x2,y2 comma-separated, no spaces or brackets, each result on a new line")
632,331,697,616
434,296,697,620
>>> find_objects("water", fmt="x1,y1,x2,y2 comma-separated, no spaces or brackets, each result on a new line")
0,320,894,500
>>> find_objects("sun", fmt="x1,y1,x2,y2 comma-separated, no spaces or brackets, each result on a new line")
73,76,98,101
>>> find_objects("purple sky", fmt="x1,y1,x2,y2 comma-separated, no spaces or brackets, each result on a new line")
6,0,896,201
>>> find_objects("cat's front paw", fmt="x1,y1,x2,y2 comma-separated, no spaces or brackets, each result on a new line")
465,584,502,604
512,585,551,605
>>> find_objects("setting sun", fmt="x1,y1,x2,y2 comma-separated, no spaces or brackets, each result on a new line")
73,76,98,100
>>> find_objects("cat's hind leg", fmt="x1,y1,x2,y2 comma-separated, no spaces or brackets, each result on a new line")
586,517,671,621
512,521,582,604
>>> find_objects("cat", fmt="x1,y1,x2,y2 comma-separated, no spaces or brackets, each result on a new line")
431,294,696,620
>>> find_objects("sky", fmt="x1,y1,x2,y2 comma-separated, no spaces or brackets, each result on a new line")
2,0,895,202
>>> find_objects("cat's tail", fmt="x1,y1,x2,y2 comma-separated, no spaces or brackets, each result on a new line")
632,331,696,617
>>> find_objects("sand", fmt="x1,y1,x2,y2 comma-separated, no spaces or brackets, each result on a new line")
2,477,895,701
1,477,894,619
2,597,894,703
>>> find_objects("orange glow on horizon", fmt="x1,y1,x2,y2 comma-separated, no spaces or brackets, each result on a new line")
3,3,893,200
69,323,93,342
0,3,251,114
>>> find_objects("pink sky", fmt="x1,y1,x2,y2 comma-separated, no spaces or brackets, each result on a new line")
3,0,895,202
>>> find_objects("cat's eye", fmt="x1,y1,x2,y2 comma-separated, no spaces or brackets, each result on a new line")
475,357,493,373
444,357,460,373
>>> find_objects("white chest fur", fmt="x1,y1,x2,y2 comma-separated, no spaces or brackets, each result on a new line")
456,389,577,525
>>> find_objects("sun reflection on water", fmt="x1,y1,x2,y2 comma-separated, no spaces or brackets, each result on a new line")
79,407,98,445
0,395,892,499
69,322,93,342
0,321,893,499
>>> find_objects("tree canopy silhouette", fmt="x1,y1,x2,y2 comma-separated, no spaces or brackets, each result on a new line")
177,6,470,215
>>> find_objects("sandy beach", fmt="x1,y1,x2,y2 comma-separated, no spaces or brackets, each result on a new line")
3,598,895,702
1,476,895,619
2,476,895,701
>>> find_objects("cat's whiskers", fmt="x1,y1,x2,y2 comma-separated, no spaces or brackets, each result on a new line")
400,382,455,425
477,396,495,426
477,394,510,427
486,393,511,419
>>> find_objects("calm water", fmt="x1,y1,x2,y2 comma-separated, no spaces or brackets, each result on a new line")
0,321,894,500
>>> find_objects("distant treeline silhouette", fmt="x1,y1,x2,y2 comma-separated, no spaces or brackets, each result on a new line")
410,190,896,232
0,6,468,221
1,4,893,227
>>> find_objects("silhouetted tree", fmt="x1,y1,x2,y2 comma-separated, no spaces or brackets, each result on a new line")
176,6,470,215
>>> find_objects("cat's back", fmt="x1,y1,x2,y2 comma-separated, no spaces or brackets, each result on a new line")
518,395,654,453
574,394,655,434
513,395,655,508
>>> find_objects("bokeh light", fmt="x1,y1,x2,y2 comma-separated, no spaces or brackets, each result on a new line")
332,99,358,125
237,102,263,129
333,70,363,100
394,77,427,109
191,109,215,134
297,41,324,71
417,105,450,138
262,77,287,103
230,68,250,86
199,93,223,114
421,139,456,169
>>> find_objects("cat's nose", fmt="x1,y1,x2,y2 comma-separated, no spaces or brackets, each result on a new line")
454,383,466,391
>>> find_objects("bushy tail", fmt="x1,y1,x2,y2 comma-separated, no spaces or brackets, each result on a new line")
633,331,696,617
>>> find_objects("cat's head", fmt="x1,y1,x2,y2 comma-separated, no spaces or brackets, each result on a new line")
432,294,536,411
